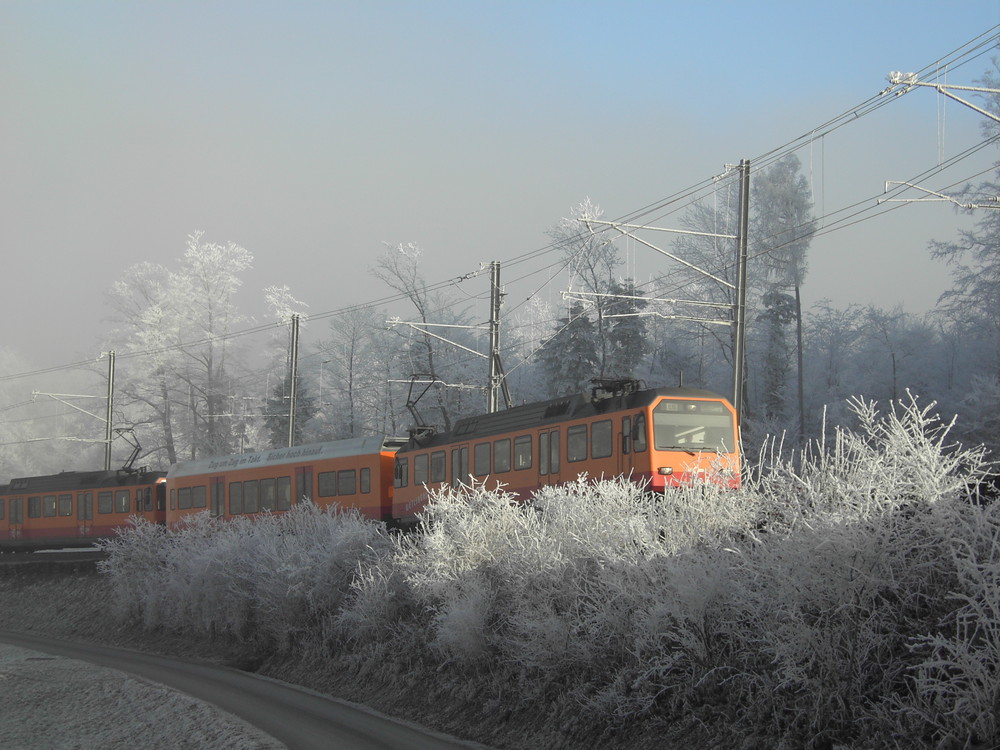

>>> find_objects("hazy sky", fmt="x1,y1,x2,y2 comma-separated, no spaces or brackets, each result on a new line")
4,1,1000,377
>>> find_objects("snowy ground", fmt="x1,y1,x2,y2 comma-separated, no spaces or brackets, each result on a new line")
0,642,286,750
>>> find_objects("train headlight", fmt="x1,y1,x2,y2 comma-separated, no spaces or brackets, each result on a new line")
658,467,674,476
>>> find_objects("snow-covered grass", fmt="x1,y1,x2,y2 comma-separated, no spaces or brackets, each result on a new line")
99,394,999,748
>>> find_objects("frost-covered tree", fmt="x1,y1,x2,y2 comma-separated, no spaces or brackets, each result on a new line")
752,154,815,436
548,199,621,379
372,243,477,432
106,232,253,463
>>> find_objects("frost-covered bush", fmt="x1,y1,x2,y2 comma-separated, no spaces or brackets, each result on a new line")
100,502,392,654
101,393,1000,748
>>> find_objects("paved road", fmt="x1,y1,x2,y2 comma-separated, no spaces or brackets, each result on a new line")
0,630,491,750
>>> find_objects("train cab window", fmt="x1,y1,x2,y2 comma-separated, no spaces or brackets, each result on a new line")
414,454,429,485
514,435,532,470
260,478,277,511
338,470,356,496
229,482,243,514
98,491,113,514
633,414,647,452
393,458,408,489
430,451,446,483
591,420,613,459
277,476,292,510
493,439,511,473
360,467,371,494
474,443,491,477
318,471,338,497
567,425,588,463
177,487,191,510
58,494,73,517
539,432,549,475
243,480,260,513
43,495,57,517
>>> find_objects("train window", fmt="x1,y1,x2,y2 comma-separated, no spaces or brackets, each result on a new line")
191,486,206,509
567,425,587,463
156,483,166,512
514,435,532,470
12,498,23,524
414,454,429,485
539,432,549,475
338,470,357,496
493,439,511,473
142,487,153,512
43,495,57,517
260,478,277,512
591,420,613,459
98,491,113,514
622,416,632,455
277,477,291,510
360,467,371,494
474,443,491,476
0,498,4,521
58,494,73,517
177,487,192,510
393,458,408,489
550,431,560,474
633,414,647,452
318,471,339,497
430,451,446,483
243,480,260,513
229,482,243,514
169,488,175,511
115,490,131,513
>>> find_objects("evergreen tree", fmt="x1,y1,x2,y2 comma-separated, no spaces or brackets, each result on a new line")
540,302,599,397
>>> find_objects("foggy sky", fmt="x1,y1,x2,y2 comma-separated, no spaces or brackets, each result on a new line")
3,1,999,377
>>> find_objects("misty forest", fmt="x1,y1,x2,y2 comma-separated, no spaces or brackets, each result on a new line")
4,54,1000,750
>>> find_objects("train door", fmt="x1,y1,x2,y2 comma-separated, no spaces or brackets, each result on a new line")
9,497,23,540
77,492,93,537
210,477,225,518
450,446,469,488
296,466,313,504
537,429,561,487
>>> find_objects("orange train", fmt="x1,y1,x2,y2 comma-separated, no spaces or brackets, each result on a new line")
390,384,740,524
0,469,166,551
1,384,739,548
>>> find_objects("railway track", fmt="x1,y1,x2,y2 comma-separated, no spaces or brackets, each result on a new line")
0,548,107,576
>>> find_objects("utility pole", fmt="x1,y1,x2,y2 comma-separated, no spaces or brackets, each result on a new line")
287,314,299,448
104,350,115,471
488,260,502,413
732,159,750,425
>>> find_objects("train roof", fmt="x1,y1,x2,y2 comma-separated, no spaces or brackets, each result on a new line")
4,469,167,494
401,385,731,452
166,435,408,479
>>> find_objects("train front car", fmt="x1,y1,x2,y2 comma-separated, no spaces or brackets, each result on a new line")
642,389,740,492
390,383,740,525
165,436,405,528
0,470,166,552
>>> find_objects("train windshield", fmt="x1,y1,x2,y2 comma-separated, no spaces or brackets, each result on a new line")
651,399,735,454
